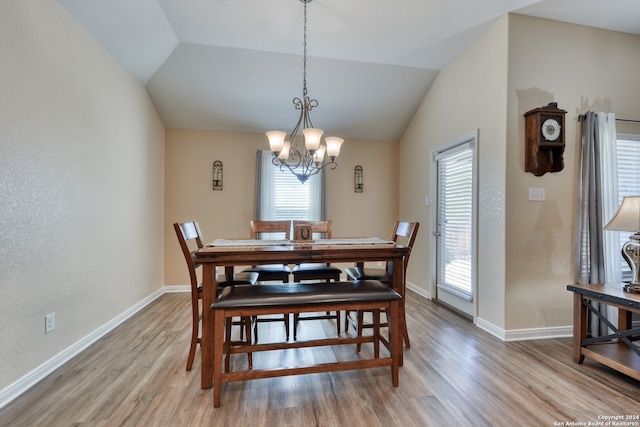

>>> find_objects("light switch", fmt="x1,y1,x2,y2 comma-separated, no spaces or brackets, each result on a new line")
529,187,545,202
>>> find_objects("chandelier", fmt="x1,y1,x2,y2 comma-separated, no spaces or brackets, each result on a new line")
266,0,344,184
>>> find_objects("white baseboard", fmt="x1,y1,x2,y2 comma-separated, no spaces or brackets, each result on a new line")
163,284,190,293
0,286,181,411
503,325,573,341
405,284,573,343
476,317,573,342
406,281,431,299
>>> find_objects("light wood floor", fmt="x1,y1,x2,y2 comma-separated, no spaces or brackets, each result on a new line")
1,291,639,426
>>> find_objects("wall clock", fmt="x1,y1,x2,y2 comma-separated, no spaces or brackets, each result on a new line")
541,118,561,141
524,102,567,176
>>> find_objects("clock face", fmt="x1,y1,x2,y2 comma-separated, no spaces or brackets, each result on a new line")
542,118,561,141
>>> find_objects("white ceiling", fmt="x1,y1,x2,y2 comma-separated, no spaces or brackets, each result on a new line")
57,0,640,141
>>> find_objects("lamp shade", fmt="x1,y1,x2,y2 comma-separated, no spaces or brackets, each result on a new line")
266,131,287,153
604,196,640,232
278,141,291,160
325,136,344,159
313,145,326,164
302,128,323,152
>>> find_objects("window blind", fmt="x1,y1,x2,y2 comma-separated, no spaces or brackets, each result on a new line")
615,135,640,280
436,145,474,295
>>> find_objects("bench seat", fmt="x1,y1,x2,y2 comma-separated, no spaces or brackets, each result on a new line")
210,280,401,407
213,280,400,308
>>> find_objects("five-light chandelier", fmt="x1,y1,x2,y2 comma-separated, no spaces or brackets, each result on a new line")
266,0,344,184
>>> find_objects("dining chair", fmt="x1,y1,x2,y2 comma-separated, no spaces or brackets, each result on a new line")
290,220,342,339
174,221,258,371
344,221,420,350
241,220,292,341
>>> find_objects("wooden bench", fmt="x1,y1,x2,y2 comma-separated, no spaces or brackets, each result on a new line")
210,280,402,407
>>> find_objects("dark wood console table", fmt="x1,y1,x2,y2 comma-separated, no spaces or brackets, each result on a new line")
567,283,640,380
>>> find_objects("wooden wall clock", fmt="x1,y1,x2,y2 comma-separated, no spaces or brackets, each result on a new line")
524,102,567,176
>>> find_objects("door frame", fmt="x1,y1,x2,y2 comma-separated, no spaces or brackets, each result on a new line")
429,130,478,321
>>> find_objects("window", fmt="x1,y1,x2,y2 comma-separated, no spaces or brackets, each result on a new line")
255,150,324,224
614,133,640,280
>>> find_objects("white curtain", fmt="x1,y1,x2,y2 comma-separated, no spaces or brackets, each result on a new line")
598,113,621,284
255,150,275,220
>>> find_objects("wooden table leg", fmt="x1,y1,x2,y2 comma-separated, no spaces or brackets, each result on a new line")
572,292,586,364
618,305,632,332
201,263,216,388
213,308,225,408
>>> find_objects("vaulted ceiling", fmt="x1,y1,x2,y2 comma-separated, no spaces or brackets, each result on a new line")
57,0,640,141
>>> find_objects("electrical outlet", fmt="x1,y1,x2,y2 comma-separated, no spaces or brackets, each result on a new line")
45,313,55,334
529,187,545,202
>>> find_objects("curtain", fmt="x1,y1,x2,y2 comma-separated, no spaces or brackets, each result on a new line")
576,111,618,336
255,150,275,220
598,113,621,284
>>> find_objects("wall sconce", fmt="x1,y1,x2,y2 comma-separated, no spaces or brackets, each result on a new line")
212,160,223,191
354,165,363,193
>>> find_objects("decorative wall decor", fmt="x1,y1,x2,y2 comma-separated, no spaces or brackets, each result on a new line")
212,160,223,190
354,165,363,193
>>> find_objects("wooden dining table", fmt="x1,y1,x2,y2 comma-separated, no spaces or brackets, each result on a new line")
193,238,411,389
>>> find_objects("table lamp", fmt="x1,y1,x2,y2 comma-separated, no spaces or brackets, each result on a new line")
604,196,640,292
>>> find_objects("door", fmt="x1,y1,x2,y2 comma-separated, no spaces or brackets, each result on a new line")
433,132,477,318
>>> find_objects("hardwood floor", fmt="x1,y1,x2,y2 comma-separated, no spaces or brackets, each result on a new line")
1,290,639,426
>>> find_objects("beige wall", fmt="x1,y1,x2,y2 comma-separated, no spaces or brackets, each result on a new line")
164,129,399,285
5,1,638,402
400,13,640,334
400,16,509,327
0,1,165,391
505,14,640,330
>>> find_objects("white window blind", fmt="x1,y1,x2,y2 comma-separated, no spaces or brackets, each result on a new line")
256,150,323,228
436,144,474,296
615,134,640,280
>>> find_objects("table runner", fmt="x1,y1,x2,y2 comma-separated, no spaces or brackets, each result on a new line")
208,237,395,247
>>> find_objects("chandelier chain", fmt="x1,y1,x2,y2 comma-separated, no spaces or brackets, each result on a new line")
302,0,308,98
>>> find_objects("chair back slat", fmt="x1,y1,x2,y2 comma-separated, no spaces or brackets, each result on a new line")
174,221,205,292
386,221,419,276
250,220,292,240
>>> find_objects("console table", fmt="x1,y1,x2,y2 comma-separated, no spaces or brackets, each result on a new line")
567,283,640,380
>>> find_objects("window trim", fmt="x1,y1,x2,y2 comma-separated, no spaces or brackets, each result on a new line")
255,150,325,224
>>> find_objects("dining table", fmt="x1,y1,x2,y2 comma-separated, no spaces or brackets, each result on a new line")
193,237,411,389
